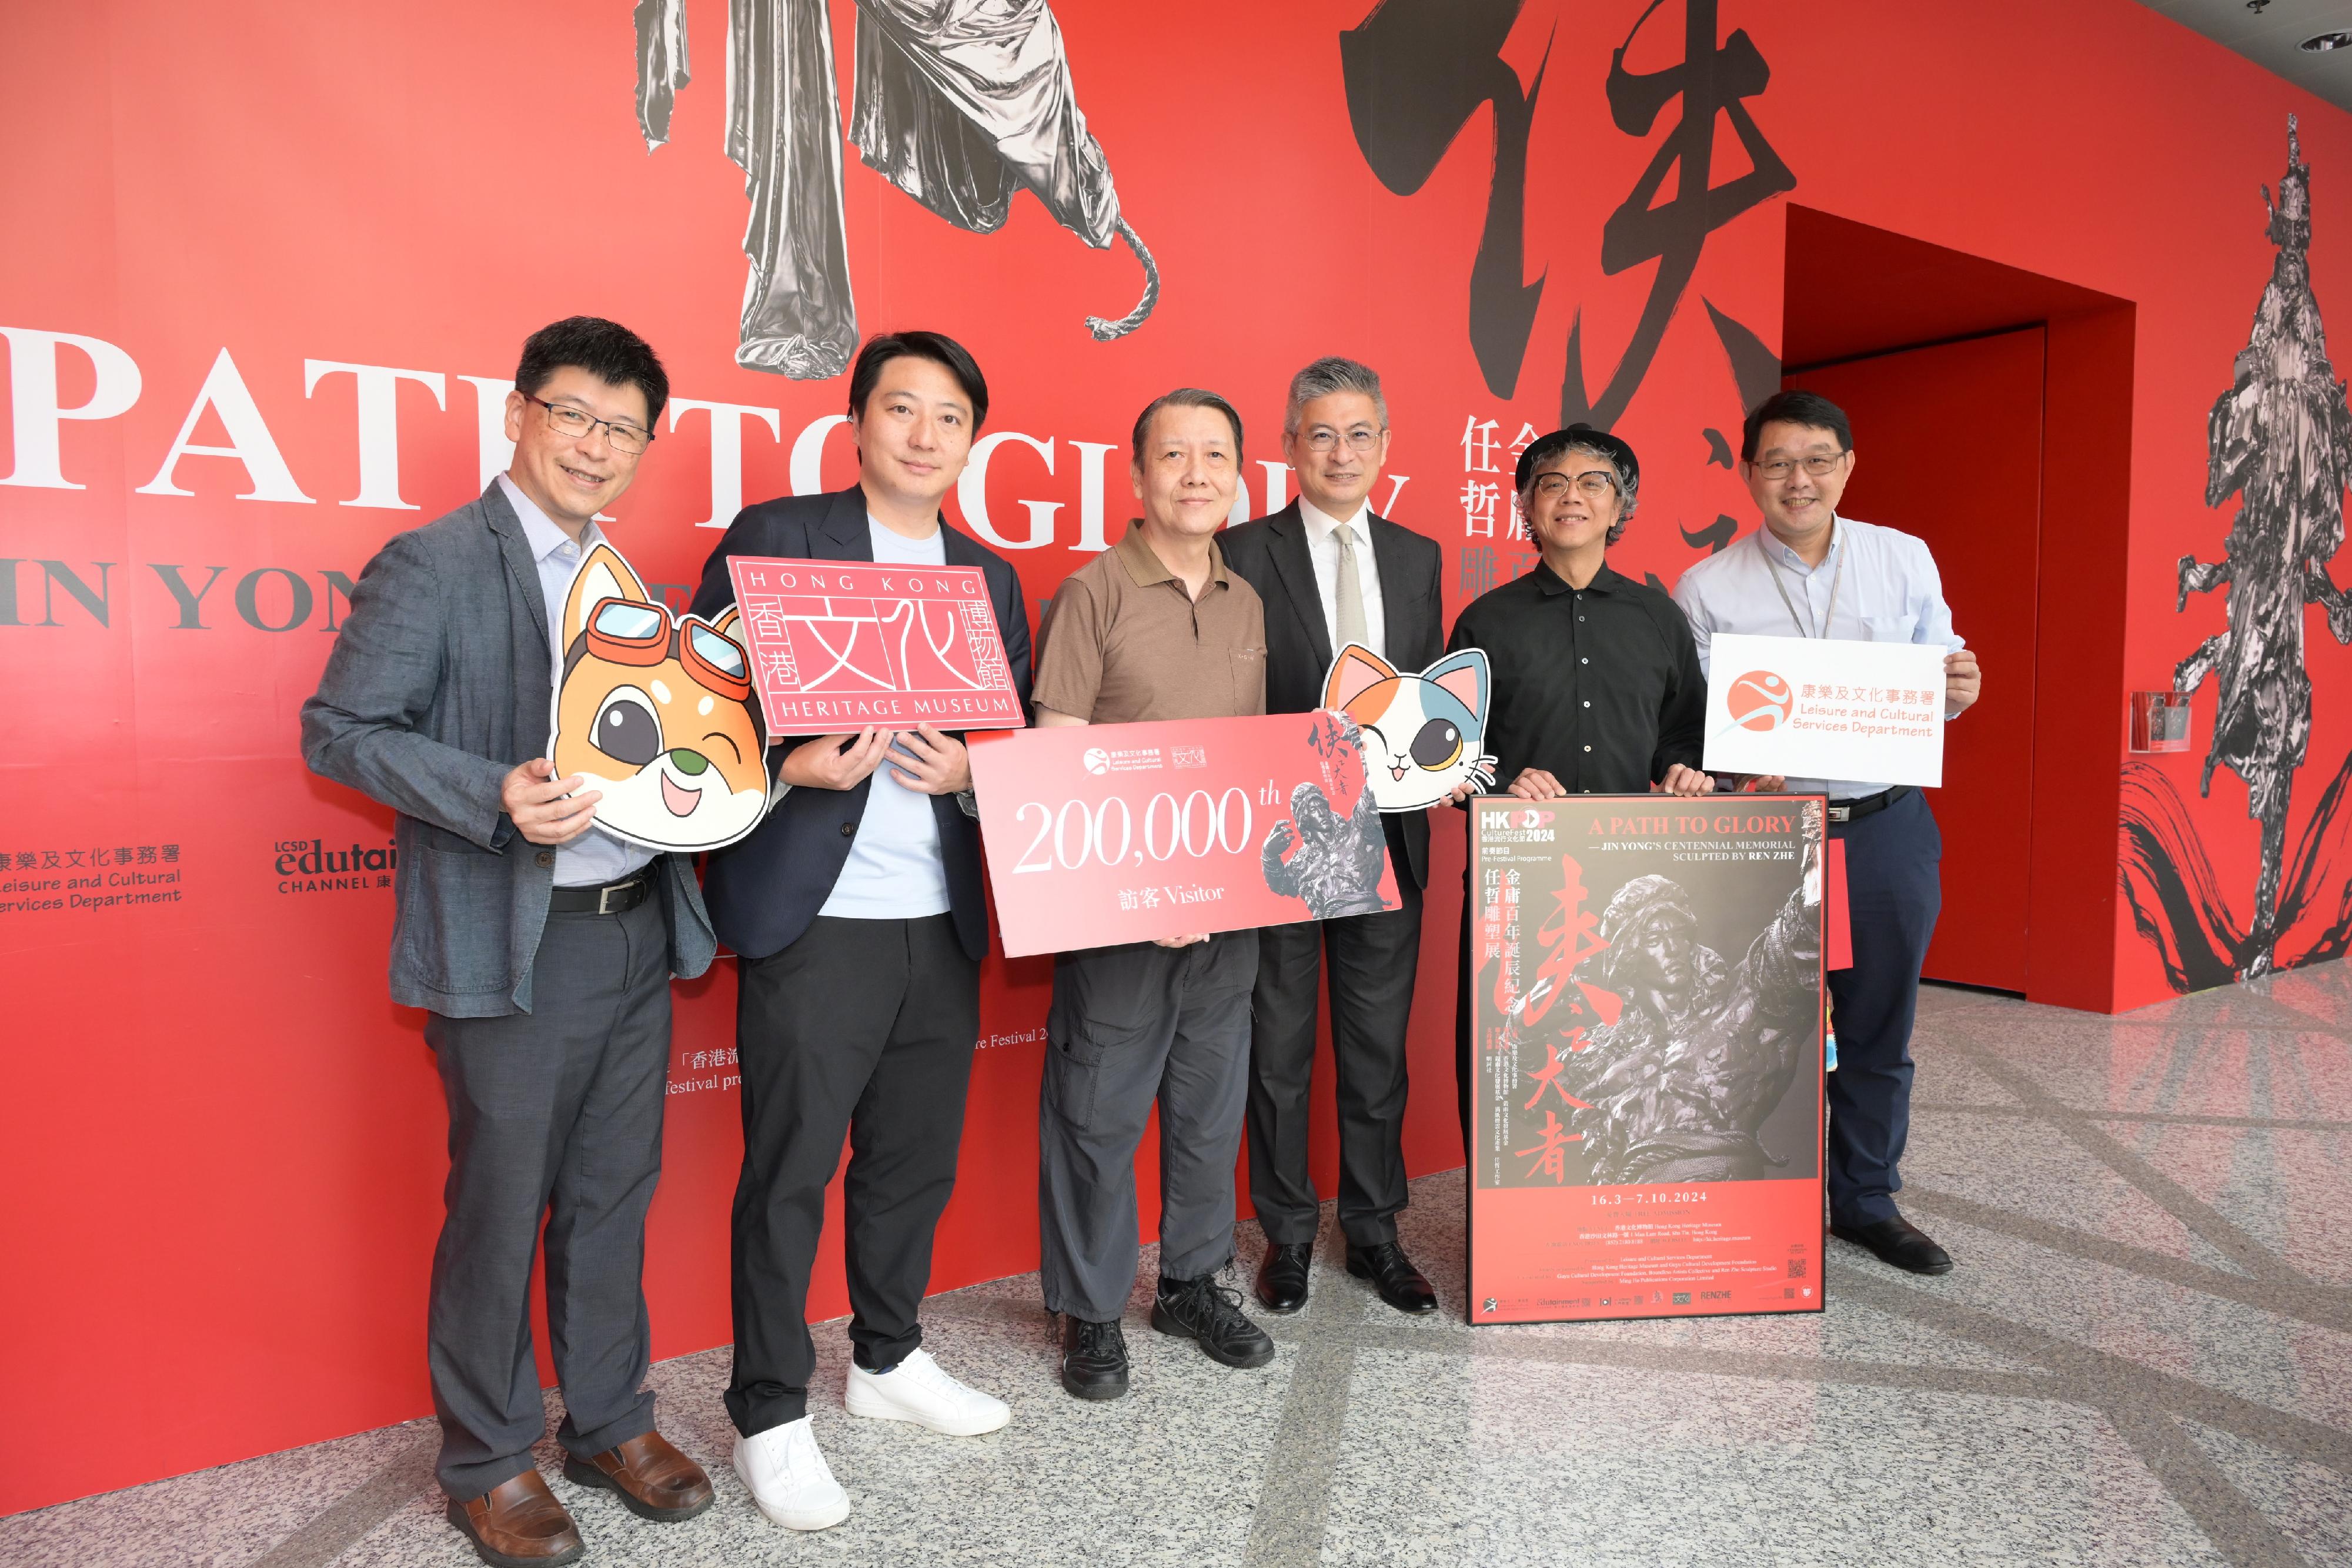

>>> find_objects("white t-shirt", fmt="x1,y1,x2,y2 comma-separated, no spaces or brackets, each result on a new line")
817,518,953,920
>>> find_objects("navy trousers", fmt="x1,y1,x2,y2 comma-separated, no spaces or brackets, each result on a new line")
1825,787,1942,1226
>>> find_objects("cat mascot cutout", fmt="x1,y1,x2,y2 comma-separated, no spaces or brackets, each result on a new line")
550,543,772,851
1321,644,1497,811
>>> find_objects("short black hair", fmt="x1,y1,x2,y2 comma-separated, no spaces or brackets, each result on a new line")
847,331,989,430
516,317,669,427
1130,388,1244,464
1741,389,1851,463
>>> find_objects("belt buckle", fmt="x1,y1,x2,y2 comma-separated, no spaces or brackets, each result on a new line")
597,881,629,915
1827,804,1852,824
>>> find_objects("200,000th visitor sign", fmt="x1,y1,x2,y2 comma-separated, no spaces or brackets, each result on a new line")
968,711,1402,956
726,556,1027,731
1467,795,1826,1325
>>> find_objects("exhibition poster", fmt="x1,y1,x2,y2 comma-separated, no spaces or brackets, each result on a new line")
1467,794,1826,1325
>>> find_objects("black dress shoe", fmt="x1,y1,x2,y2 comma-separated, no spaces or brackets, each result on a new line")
1152,1273,1275,1368
1061,1315,1130,1400
1254,1242,1313,1313
1345,1241,1438,1314
1830,1213,1953,1275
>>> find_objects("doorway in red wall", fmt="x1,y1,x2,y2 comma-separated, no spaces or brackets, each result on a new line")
1779,208,2136,1005
1787,330,2044,991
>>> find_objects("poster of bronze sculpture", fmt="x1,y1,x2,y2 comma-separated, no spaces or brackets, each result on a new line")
1466,795,1825,1325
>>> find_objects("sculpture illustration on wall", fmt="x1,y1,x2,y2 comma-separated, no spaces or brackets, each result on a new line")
632,0,1159,379
2122,115,2352,987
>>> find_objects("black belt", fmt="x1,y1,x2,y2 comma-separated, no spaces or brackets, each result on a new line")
1826,787,1907,824
548,871,654,915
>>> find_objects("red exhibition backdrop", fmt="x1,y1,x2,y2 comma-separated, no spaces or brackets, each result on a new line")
4,0,2348,1512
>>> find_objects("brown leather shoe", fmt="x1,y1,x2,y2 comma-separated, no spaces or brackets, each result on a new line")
562,1430,715,1522
445,1470,583,1568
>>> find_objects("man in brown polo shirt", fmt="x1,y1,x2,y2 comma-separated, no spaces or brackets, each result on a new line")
1031,387,1274,1402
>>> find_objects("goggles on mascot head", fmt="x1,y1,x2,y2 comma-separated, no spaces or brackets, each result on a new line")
581,597,752,703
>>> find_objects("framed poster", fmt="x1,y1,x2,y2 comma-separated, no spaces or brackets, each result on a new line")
1466,794,1826,1325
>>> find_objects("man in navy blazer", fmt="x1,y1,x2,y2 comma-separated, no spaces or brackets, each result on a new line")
686,332,1031,1533
1219,357,1444,1320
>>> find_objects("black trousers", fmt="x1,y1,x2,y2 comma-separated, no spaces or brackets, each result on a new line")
423,897,671,1500
1245,874,1422,1248
726,915,980,1437
1826,788,1942,1226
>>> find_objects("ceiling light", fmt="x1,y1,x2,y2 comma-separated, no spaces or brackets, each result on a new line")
2302,31,2352,51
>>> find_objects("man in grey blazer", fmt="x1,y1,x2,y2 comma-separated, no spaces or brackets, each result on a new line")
303,317,717,1568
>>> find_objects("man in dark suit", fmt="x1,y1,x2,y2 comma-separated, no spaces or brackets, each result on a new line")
687,332,1031,1534
304,317,718,1567
1220,356,1442,1317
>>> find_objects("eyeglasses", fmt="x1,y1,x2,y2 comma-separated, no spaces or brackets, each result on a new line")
582,598,750,700
1301,427,1384,454
1529,472,1617,500
1751,452,1847,481
525,393,653,455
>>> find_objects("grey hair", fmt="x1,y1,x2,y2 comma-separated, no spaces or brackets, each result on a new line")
1282,356,1388,436
1519,435,1639,546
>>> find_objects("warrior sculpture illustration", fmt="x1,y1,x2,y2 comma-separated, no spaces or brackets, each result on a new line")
1501,851,1820,1185
2174,115,2352,974
633,0,1158,379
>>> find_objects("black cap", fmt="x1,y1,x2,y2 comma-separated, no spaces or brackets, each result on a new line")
1515,423,1640,492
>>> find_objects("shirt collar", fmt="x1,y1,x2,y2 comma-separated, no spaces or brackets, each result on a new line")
1297,496,1370,546
1756,515,1842,576
499,473,604,564
1114,521,1230,589
1532,557,1625,597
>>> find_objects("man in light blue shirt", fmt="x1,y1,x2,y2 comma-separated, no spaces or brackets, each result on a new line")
500,472,660,891
1674,390,1982,1278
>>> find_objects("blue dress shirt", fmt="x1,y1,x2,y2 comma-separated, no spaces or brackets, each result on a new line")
1671,516,1966,800
497,474,659,888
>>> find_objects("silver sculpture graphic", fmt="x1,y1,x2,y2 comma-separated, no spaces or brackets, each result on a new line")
1499,851,1821,1186
2168,114,2352,976
632,0,1159,379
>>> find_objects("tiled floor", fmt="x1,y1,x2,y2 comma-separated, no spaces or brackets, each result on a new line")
6,977,2351,1567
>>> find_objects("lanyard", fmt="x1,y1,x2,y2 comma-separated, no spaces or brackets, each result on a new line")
1760,524,1842,638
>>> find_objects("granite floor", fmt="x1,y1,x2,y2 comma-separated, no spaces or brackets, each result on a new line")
6,977,2351,1568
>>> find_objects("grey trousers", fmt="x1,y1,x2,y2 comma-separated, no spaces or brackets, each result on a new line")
422,897,671,1500
1037,932,1258,1323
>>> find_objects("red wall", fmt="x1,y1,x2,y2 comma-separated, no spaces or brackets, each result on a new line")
4,0,2346,1511
1790,328,2049,994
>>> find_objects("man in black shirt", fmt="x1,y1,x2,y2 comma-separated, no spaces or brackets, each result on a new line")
1445,425,1712,1132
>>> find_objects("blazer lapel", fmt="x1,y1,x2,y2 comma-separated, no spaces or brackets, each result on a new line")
1265,504,1335,671
1369,512,1418,668
815,486,873,561
480,482,549,648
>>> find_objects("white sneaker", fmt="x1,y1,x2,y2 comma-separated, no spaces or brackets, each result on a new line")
731,1417,850,1531
844,1346,1012,1436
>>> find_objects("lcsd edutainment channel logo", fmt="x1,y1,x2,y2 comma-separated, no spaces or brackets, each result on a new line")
273,837,397,895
